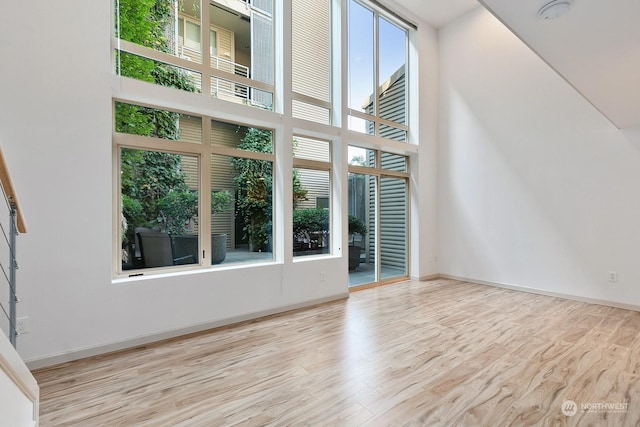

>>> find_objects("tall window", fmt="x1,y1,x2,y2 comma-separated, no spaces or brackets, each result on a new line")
348,146,409,287
115,101,275,275
115,0,275,110
292,0,333,125
293,137,332,257
348,0,409,141
113,0,416,278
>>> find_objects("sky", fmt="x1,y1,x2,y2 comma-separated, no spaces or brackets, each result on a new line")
348,0,407,113
348,0,407,140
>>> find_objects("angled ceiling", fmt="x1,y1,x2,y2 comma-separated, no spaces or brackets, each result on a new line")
392,0,640,130
470,0,640,130
391,0,479,28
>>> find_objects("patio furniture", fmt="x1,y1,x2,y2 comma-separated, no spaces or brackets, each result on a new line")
137,231,195,267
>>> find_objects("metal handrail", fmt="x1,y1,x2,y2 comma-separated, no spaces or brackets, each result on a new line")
0,146,26,348
180,46,252,100
0,147,26,233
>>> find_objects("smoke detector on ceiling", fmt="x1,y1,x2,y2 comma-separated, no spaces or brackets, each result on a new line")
538,0,573,21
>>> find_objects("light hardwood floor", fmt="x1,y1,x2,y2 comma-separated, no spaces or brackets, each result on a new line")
34,279,640,426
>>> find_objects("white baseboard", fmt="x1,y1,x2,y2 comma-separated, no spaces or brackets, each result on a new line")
26,292,349,370
414,274,439,281
439,274,640,313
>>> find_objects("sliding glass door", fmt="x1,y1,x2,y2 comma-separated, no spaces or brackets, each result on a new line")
348,172,376,286
380,176,408,280
348,147,409,288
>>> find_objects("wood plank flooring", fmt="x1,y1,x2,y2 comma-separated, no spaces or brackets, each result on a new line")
33,279,640,426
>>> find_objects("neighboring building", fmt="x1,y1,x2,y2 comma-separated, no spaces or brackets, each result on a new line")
354,66,409,271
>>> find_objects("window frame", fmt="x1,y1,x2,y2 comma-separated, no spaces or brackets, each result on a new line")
292,135,333,260
113,99,278,278
347,0,411,140
291,0,334,124
111,0,419,280
347,145,411,286
115,0,276,111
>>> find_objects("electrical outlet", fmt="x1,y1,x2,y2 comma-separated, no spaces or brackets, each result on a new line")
16,316,29,335
608,271,618,283
320,271,326,282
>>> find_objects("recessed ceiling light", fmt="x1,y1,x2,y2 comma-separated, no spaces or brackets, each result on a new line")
538,0,573,21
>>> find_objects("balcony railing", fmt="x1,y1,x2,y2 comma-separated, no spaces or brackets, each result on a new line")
180,46,251,100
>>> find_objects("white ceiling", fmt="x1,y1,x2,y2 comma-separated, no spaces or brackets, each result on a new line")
389,0,640,129
391,0,479,28
457,0,640,130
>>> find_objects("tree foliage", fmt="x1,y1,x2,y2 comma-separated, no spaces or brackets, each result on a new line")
230,129,308,251
230,129,273,251
121,149,197,240
348,215,368,237
293,209,329,238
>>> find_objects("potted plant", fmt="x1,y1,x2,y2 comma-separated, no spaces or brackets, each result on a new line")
211,190,233,264
293,208,329,254
348,215,367,270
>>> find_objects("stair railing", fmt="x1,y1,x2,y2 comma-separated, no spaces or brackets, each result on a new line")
0,146,27,348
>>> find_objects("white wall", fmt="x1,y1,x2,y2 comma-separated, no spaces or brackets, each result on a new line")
412,15,439,280
0,1,347,367
0,1,439,366
438,8,640,307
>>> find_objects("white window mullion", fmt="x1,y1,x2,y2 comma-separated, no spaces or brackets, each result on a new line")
201,0,212,99
373,9,380,133
200,118,212,266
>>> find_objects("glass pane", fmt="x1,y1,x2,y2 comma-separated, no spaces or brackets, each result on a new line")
252,0,273,15
292,100,331,125
378,17,407,126
293,169,331,257
209,1,273,90
115,102,202,143
121,149,199,271
211,121,273,154
210,30,217,56
210,155,236,265
185,21,201,49
348,146,376,168
250,10,274,86
380,177,408,280
211,153,274,264
116,0,201,63
210,50,240,76
116,52,202,93
379,124,407,142
294,136,331,162
381,152,408,172
211,78,274,111
348,173,376,287
292,0,331,103
348,0,374,114
348,116,375,135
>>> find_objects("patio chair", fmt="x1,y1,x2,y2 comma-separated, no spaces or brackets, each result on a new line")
137,231,195,268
